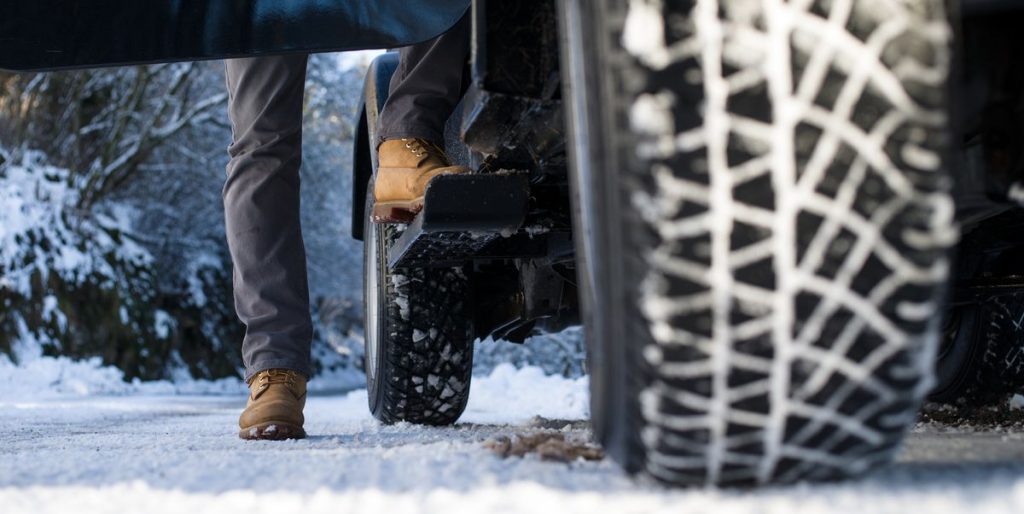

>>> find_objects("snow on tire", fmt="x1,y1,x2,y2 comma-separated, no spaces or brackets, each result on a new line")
562,0,955,486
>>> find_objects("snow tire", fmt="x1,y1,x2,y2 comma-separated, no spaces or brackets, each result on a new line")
975,294,1024,397
363,182,474,426
929,305,984,403
561,0,956,486
934,294,1024,405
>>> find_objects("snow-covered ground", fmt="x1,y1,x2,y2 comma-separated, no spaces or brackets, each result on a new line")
3,361,1024,514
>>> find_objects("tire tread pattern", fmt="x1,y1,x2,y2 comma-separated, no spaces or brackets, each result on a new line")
371,225,474,426
601,0,955,485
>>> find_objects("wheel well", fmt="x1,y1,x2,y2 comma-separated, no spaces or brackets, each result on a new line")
352,107,372,241
350,52,399,241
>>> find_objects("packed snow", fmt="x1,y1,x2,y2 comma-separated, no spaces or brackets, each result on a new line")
2,354,1024,514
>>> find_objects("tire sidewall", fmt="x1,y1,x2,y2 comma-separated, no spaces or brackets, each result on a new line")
558,0,646,472
930,306,983,402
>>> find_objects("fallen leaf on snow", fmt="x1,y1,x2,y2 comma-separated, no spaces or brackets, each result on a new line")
484,431,604,462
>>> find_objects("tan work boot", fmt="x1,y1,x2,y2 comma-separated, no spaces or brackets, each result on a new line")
372,138,470,223
238,369,307,440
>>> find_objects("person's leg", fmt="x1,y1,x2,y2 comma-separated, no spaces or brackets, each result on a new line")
376,11,470,146
224,55,313,383
372,13,471,223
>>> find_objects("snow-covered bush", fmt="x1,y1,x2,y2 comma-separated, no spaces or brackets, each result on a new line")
0,63,244,381
0,149,163,374
474,328,587,378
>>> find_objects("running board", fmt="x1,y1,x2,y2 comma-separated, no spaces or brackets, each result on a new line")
387,173,535,268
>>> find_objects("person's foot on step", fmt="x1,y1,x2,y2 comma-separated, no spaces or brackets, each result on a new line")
238,369,307,440
372,138,470,223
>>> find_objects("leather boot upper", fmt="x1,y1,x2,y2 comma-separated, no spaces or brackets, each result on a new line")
238,369,307,431
374,138,470,203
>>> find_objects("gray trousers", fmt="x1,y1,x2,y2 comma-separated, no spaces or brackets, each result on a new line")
377,13,470,145
225,14,469,382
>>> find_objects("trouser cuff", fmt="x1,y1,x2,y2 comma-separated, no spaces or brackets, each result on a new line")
376,124,445,149
244,360,313,383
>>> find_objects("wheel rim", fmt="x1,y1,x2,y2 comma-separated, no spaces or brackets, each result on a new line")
366,226,379,385
364,197,387,402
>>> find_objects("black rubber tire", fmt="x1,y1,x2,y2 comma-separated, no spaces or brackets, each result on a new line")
362,180,474,425
560,0,955,486
976,294,1024,397
929,306,984,403
932,295,1024,404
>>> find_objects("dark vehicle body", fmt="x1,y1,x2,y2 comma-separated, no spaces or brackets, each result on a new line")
962,0,1024,15
0,0,471,70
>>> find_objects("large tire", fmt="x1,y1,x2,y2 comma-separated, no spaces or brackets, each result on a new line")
560,0,955,485
929,305,984,403
362,180,474,425
932,295,1024,404
975,293,1024,397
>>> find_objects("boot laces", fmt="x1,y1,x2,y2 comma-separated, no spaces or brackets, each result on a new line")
256,369,298,387
402,138,447,161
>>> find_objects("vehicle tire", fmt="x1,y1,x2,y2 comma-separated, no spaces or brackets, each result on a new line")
975,293,1024,398
928,306,984,403
362,179,474,425
932,295,1024,404
560,0,955,485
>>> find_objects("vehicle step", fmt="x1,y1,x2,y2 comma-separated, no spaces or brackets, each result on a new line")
387,173,534,268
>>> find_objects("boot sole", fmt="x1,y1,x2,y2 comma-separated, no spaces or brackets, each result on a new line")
238,421,306,441
372,198,425,224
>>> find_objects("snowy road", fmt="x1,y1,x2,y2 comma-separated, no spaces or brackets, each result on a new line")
3,366,1024,514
